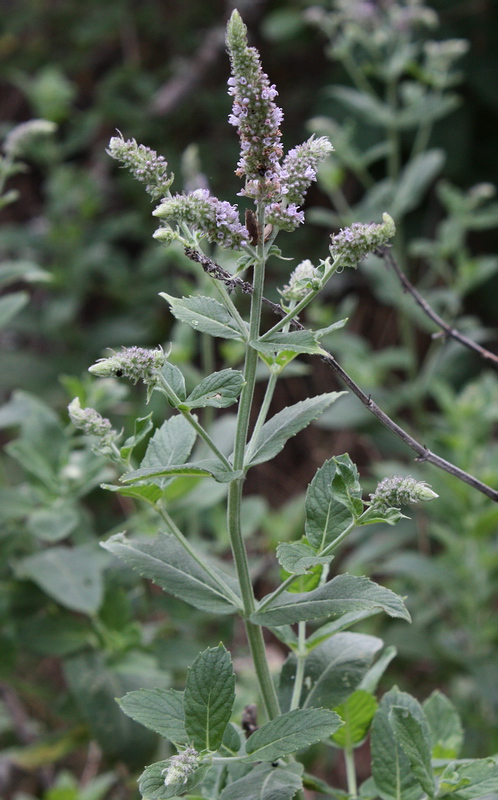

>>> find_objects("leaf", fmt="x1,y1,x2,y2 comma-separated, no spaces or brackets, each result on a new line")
244,708,342,762
392,150,445,217
246,393,346,467
302,634,383,711
422,690,463,760
370,688,426,800
102,483,164,505
276,541,334,575
328,86,394,128
182,369,245,409
332,690,378,748
15,545,107,614
161,361,187,401
120,414,154,460
440,759,498,799
305,458,355,552
102,532,240,615
160,293,247,340
140,415,197,483
220,763,303,800
252,330,323,355
251,574,410,626
122,460,242,484
26,501,79,542
389,706,435,798
330,455,364,517
139,758,209,800
0,291,29,328
184,645,235,752
118,689,187,744
306,609,386,650
359,646,397,694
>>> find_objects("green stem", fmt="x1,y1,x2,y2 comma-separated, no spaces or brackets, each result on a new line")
157,504,242,609
226,202,281,721
244,371,278,463
344,745,358,798
290,622,307,710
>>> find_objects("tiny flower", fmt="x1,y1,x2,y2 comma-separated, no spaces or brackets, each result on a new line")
153,189,249,250
162,747,200,788
226,10,284,201
369,475,438,511
107,133,173,200
329,212,395,269
280,259,321,301
89,346,166,391
266,202,305,232
280,136,333,206
67,398,120,452
3,119,56,158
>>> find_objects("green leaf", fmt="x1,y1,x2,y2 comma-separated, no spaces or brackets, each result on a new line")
161,361,187,401
220,763,303,800
102,532,240,615
359,646,397,694
422,690,463,760
15,544,107,614
305,458,355,552
120,414,154,460
330,454,364,516
302,634,383,711
389,706,435,798
332,690,378,748
140,415,197,484
392,150,445,217
252,330,323,355
251,574,410,626
182,369,245,409
439,759,498,799
118,689,187,744
160,293,247,340
138,758,209,800
244,708,342,762
184,645,235,752
370,688,426,800
246,393,346,467
306,609,385,650
0,291,29,328
102,482,164,505
276,541,334,575
26,501,79,542
122,460,242,484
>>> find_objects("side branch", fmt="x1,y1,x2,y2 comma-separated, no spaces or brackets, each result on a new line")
376,245,498,367
185,246,498,502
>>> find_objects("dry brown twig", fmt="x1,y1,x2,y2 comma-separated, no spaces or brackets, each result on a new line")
184,246,498,503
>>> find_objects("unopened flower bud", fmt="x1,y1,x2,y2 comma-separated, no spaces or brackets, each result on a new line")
89,346,166,388
67,398,120,452
107,134,173,200
329,212,395,269
281,259,321,301
369,475,438,510
162,747,200,788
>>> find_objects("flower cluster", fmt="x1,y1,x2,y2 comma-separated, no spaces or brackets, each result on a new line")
280,136,334,206
370,475,438,510
329,212,395,269
3,119,56,158
226,10,284,202
280,259,321,302
67,398,119,447
153,189,249,250
162,748,200,788
107,134,173,200
88,346,166,388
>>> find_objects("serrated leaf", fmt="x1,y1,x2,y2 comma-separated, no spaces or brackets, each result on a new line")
184,645,235,752
121,460,242,484
448,759,498,800
118,689,187,744
244,708,342,762
139,758,209,800
422,690,463,760
102,483,164,505
182,369,244,409
102,532,240,615
140,415,197,485
15,545,107,614
252,330,323,355
251,574,410,626
220,763,303,800
389,706,435,798
161,361,187,401
302,634,383,711
370,688,426,800
161,293,247,340
276,541,334,575
330,454,364,516
332,690,378,748
120,414,154,460
305,458,355,553
246,393,346,467
306,609,385,650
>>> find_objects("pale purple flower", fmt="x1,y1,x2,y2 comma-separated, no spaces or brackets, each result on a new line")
280,135,334,205
329,212,395,268
153,189,249,250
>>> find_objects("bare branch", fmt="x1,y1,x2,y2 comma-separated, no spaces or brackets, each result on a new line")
184,246,498,502
377,245,498,367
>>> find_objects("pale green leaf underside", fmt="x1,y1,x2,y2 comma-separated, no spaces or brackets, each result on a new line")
276,541,334,575
161,293,247,340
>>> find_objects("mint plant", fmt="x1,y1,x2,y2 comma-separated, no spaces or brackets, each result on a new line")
69,11,498,800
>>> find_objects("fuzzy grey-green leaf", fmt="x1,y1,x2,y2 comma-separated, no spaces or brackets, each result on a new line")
161,293,247,339
183,369,245,409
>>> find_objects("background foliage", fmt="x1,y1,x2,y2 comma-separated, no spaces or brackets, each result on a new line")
1,0,498,798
